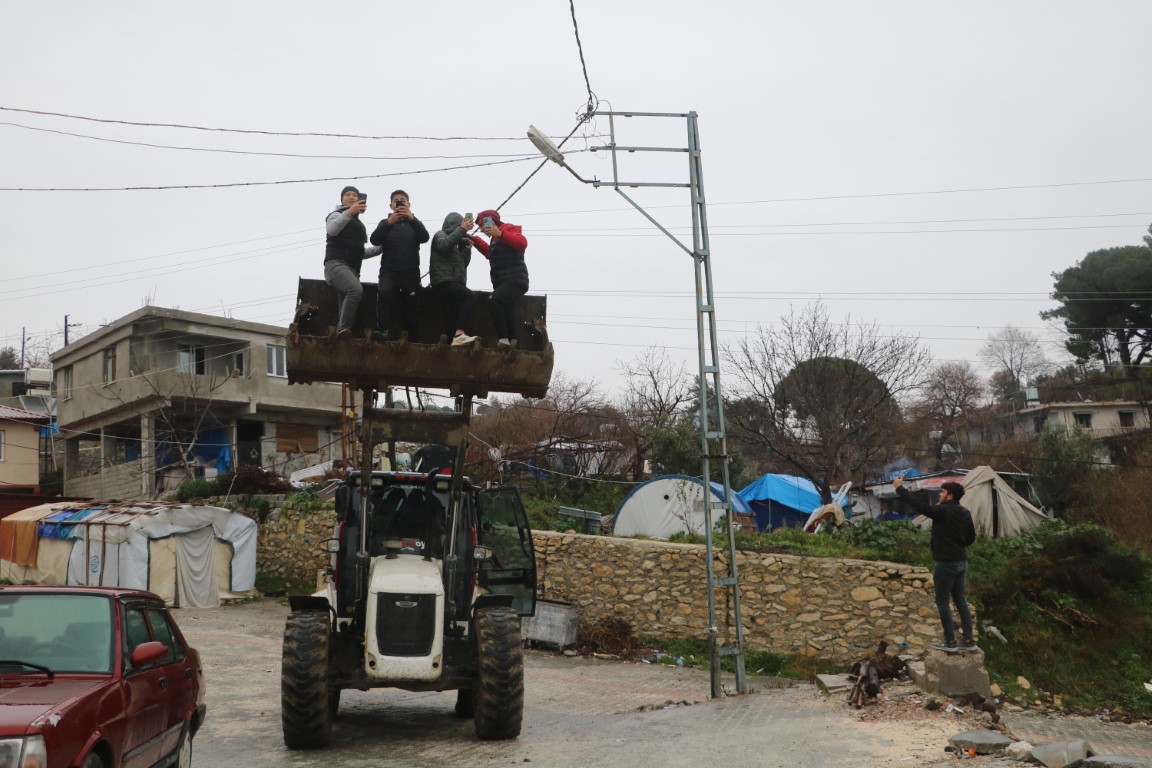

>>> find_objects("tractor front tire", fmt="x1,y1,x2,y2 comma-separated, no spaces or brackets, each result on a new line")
281,611,334,749
472,606,524,740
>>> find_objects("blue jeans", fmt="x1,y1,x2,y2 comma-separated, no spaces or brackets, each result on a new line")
934,560,974,644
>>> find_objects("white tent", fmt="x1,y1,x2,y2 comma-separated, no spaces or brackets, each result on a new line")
960,466,1049,537
613,475,754,540
912,466,1048,538
0,501,257,607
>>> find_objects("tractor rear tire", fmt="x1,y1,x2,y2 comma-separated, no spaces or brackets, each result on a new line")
472,606,524,740
281,611,334,749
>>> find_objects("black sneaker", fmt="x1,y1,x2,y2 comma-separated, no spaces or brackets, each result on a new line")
931,640,958,652
960,639,979,651
372,330,389,343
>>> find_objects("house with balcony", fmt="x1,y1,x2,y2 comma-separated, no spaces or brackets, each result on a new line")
51,306,345,499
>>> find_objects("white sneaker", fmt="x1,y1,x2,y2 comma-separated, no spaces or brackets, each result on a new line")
451,333,478,347
497,338,511,349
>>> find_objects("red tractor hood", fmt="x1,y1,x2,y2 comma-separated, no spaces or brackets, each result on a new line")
0,678,105,735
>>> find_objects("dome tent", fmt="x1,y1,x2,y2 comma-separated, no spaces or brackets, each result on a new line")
613,475,754,540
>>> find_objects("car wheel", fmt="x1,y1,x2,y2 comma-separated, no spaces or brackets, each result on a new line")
472,606,523,740
281,611,333,749
81,752,104,768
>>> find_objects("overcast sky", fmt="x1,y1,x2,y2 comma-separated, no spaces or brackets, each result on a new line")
2,1,1150,399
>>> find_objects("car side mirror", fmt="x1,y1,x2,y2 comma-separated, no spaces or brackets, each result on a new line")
130,640,168,666
319,537,341,553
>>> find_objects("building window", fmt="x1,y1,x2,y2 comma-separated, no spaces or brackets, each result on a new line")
276,423,319,453
177,344,206,375
1119,411,1135,428
1073,412,1093,429
1032,415,1046,433
233,351,246,376
61,366,74,400
102,347,116,384
267,345,287,378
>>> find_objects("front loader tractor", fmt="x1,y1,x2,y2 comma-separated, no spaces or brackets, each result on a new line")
280,279,550,747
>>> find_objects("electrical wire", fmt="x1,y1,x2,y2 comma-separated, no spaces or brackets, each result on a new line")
0,121,548,161
0,155,555,192
0,106,569,141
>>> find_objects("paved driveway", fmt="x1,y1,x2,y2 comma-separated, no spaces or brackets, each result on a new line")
178,600,997,768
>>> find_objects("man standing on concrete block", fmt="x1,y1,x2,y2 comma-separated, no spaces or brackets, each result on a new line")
893,475,978,652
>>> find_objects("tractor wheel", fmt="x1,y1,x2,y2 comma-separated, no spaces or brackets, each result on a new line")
281,611,334,749
454,688,474,718
472,606,524,740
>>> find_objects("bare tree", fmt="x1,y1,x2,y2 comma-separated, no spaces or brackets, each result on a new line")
615,347,693,479
980,325,1049,392
723,303,930,501
909,361,985,468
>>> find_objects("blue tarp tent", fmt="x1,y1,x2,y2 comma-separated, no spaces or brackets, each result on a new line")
738,474,822,531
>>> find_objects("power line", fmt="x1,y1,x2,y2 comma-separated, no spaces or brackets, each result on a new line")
509,177,1152,216
0,121,547,161
0,106,567,141
0,155,548,192
568,0,598,119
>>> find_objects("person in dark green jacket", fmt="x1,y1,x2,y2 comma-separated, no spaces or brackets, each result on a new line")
429,211,479,346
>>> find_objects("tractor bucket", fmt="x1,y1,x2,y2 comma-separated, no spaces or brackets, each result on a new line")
287,279,554,398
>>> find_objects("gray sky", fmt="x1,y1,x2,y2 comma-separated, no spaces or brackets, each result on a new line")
3,1,1150,397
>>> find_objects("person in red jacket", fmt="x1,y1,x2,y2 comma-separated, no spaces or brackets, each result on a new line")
471,209,528,349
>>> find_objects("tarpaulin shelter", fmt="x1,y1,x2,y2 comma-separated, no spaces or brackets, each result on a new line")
737,474,823,531
613,475,754,540
0,501,256,607
954,465,1048,537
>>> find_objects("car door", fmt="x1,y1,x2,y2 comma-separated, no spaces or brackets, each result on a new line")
477,487,537,616
117,602,168,768
145,605,197,759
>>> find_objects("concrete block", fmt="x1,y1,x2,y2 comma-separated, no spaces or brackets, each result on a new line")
816,673,853,693
924,648,992,699
1032,739,1092,768
948,729,1015,755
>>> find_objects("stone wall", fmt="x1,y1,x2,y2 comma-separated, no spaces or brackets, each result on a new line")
534,531,941,663
68,459,143,499
252,509,945,664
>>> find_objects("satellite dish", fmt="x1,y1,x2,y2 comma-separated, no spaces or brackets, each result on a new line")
488,447,503,461
527,125,565,165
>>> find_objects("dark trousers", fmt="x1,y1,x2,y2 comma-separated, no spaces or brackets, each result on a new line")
489,281,528,341
377,271,421,339
933,560,974,643
431,281,478,336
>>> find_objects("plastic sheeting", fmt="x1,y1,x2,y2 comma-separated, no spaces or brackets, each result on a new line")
0,502,257,605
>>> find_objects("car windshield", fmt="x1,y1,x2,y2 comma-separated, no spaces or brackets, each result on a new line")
0,594,114,674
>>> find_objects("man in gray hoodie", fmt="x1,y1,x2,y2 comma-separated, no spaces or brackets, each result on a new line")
429,212,479,346
324,185,382,337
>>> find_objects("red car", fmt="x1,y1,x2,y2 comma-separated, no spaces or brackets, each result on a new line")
0,586,205,768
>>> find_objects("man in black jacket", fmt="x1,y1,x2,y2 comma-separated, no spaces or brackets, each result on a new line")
370,189,430,341
893,475,978,651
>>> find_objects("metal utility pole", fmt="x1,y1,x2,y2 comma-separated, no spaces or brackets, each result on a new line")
528,111,747,697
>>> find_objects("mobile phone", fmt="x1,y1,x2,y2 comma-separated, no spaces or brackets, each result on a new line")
482,216,494,228
359,193,367,202
465,212,473,220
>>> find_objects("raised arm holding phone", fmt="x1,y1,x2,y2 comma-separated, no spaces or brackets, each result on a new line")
323,185,382,337
470,209,528,349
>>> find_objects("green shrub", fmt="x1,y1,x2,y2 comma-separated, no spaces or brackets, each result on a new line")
173,477,219,502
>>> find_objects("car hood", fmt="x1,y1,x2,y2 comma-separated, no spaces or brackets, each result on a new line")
0,678,106,735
